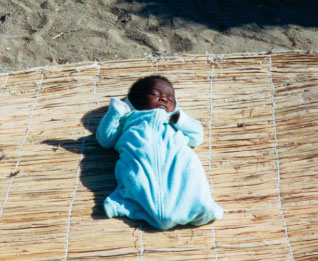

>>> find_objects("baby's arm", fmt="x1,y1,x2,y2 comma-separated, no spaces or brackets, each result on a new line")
96,97,130,148
170,110,204,147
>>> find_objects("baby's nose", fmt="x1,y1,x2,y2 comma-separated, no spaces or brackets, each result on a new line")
160,96,168,102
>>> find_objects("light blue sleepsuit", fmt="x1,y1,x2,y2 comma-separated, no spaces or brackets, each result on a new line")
96,97,223,230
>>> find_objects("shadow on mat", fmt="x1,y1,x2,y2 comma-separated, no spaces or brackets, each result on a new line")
43,106,121,220
116,0,318,30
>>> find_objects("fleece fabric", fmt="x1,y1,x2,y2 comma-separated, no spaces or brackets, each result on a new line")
96,97,223,230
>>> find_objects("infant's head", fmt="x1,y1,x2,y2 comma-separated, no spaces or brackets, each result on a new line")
128,75,176,112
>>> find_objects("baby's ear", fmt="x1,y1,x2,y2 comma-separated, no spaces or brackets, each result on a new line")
123,96,136,111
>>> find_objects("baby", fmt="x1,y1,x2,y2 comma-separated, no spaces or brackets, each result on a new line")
96,75,223,230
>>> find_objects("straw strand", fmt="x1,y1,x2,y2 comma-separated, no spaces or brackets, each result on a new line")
269,56,294,261
75,62,99,73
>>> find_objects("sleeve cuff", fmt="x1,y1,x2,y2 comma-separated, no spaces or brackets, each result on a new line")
109,97,131,115
172,109,187,129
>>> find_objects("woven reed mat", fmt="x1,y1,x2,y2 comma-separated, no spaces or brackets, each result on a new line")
0,51,317,260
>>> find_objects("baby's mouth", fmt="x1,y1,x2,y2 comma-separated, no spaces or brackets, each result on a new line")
157,104,168,111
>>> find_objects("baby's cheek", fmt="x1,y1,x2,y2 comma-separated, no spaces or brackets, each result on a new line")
170,105,176,112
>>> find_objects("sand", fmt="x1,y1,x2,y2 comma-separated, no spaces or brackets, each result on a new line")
1,0,318,71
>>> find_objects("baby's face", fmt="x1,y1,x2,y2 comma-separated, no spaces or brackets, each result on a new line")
145,79,176,112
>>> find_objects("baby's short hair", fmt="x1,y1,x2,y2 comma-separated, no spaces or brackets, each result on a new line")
128,75,173,110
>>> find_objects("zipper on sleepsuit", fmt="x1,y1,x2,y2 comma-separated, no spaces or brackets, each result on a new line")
153,110,164,224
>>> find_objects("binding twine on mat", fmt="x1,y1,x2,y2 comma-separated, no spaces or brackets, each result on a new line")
0,66,9,98
0,67,46,217
269,56,294,261
63,65,100,260
206,52,219,261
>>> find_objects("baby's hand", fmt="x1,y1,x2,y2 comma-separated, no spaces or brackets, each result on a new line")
169,111,180,124
109,97,131,115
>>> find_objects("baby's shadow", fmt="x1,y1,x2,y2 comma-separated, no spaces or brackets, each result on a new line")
43,106,119,219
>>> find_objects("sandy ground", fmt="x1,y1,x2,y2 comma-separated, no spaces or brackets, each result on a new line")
1,0,318,71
